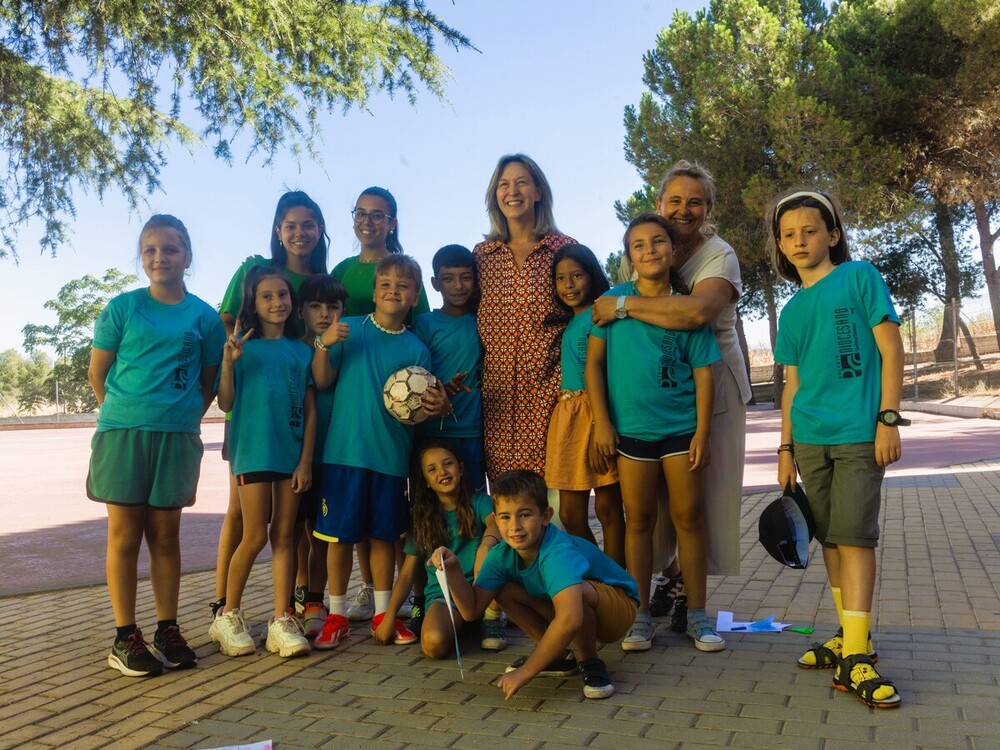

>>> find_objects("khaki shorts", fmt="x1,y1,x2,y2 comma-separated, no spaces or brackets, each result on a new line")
590,581,638,644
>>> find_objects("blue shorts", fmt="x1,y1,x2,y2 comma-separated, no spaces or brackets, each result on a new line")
313,464,409,543
444,436,486,492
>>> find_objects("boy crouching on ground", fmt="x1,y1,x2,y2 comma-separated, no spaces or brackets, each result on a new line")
432,470,639,699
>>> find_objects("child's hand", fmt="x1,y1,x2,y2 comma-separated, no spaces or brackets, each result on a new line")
444,371,472,396
777,451,798,490
224,326,253,364
320,321,350,349
428,546,457,572
372,615,396,645
689,431,710,471
421,381,452,418
591,421,619,474
291,461,312,494
874,423,902,467
497,668,530,700
590,296,618,328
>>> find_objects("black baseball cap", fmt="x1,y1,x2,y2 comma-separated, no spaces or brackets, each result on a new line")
758,483,816,569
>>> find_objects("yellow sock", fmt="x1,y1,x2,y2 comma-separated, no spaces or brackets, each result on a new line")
831,587,844,628
841,609,869,657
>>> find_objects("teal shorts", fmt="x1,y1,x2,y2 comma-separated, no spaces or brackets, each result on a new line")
87,429,203,509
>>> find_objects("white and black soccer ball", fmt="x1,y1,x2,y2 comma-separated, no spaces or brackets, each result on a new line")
382,365,438,425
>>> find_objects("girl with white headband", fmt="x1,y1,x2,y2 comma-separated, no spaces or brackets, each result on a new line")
769,188,905,709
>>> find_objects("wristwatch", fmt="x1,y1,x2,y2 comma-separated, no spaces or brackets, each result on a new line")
877,409,910,427
614,296,629,320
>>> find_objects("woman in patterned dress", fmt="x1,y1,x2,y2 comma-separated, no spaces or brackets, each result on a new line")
474,154,575,480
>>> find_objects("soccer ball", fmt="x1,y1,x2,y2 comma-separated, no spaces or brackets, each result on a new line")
382,365,438,425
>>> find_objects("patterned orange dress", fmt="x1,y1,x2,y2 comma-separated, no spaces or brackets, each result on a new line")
474,233,575,479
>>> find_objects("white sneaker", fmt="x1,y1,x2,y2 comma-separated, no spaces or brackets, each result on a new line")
621,610,656,652
346,582,375,622
209,609,256,657
266,613,310,658
686,611,726,652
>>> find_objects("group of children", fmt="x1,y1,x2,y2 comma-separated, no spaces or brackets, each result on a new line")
87,181,904,708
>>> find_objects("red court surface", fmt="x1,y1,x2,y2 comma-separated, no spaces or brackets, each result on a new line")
3,409,999,596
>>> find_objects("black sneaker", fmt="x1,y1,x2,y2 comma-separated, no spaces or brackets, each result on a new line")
505,652,579,677
293,585,307,615
670,593,688,633
649,574,684,618
408,597,425,638
108,628,164,677
579,657,615,699
150,624,198,669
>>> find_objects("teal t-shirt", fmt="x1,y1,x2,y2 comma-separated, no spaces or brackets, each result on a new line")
228,337,313,475
93,289,226,434
475,524,640,605
331,255,430,322
313,385,335,466
412,310,483,439
774,261,899,445
322,315,432,477
590,282,721,440
404,491,492,604
220,255,312,337
559,309,593,391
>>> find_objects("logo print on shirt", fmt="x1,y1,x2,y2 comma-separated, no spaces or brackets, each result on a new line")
834,307,863,379
659,330,679,389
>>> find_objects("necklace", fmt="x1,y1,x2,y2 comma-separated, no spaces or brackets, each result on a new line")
368,313,405,335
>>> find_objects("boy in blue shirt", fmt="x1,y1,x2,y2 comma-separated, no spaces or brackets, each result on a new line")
433,470,639,700
311,255,451,649
413,244,486,490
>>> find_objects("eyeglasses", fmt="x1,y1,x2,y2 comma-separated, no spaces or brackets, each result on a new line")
352,208,391,225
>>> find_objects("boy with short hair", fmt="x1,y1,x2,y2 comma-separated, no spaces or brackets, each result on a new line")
295,274,347,638
311,255,450,649
413,244,486,490
433,470,639,700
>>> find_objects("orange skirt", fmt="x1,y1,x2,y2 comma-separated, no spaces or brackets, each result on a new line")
544,391,619,491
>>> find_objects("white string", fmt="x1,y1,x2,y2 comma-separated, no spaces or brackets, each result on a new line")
436,567,464,680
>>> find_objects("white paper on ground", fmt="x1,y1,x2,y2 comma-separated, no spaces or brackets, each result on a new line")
716,611,789,632
203,741,272,750
435,566,465,679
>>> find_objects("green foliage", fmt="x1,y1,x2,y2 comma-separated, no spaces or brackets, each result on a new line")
0,1,472,259
0,348,53,415
22,268,136,413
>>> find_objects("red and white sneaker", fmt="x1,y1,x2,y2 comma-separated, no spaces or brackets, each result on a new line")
371,612,417,645
313,614,350,650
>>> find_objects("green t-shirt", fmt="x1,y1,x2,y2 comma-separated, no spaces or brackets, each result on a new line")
412,310,483,438
559,309,592,391
404,491,493,604
774,261,899,445
93,289,226,434
475,524,640,605
228,337,313,475
590,282,721,440
322,315,432,477
331,255,430,322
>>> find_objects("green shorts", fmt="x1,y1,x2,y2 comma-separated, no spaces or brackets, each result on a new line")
87,429,203,509
794,441,883,548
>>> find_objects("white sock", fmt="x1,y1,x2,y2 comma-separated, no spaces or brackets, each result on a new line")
330,595,347,617
374,590,391,615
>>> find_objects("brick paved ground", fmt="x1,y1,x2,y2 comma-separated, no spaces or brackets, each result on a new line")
3,462,999,750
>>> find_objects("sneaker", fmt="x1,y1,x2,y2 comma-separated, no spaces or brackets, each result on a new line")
670,593,688,633
480,613,508,651
209,597,225,618
686,610,726,652
303,602,329,639
505,652,579,677
150,624,197,669
208,609,257,657
398,591,415,619
371,612,417,645
266,613,310,658
108,628,164,677
621,610,656,651
408,597,425,638
347,582,374,621
579,657,615,699
649,574,684,618
314,613,350,650
293,585,307,615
